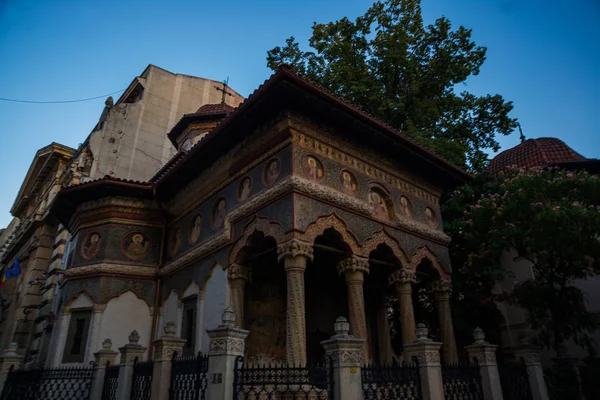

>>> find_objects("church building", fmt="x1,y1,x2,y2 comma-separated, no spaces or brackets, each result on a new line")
46,64,470,367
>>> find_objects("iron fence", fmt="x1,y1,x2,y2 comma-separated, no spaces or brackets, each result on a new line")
130,359,153,400
362,361,421,400
233,357,334,399
101,363,120,400
0,363,94,400
498,362,532,400
168,351,209,400
441,363,484,400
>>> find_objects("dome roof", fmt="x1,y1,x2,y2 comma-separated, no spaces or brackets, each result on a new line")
488,137,585,174
194,103,235,116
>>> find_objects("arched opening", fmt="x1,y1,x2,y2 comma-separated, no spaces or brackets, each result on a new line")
306,228,350,363
413,259,441,341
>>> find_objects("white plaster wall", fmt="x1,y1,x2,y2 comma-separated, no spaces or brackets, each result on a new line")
183,282,200,298
162,291,179,333
97,291,152,363
201,265,227,352
70,294,93,309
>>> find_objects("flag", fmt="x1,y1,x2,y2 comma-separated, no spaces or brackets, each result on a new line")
0,273,5,287
5,267,11,280
11,258,21,277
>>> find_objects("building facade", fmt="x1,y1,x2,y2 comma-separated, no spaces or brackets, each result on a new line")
46,65,469,368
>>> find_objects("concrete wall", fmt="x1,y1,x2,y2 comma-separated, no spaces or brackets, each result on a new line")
97,291,152,363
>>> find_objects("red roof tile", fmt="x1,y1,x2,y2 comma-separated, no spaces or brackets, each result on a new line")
194,103,235,116
488,137,586,174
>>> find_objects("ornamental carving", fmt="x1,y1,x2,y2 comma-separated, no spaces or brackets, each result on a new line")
62,264,155,278
519,352,541,366
337,256,369,275
228,263,252,281
414,351,441,366
359,229,409,267
388,269,417,286
277,239,314,262
409,246,447,277
209,337,245,356
327,349,363,367
431,279,453,294
228,216,289,265
298,213,361,255
469,351,497,366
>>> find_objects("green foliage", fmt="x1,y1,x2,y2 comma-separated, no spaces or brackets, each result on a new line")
445,167,600,351
266,0,517,170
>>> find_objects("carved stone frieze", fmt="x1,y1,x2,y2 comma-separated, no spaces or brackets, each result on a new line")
277,239,314,262
414,351,441,366
153,339,186,362
228,216,290,265
409,246,449,277
388,269,417,286
327,349,363,367
337,256,369,275
297,213,361,255
227,263,252,281
470,351,497,366
209,337,245,356
431,279,453,295
62,264,155,278
358,229,409,266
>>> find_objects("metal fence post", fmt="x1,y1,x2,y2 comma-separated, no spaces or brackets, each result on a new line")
117,330,147,400
90,339,119,400
403,324,444,400
0,343,24,395
512,345,549,400
150,321,186,400
465,328,503,400
206,308,249,400
320,317,364,400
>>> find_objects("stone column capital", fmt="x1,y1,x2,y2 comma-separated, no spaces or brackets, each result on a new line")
388,269,417,286
431,279,452,297
337,256,369,276
277,239,313,263
227,263,252,282
94,339,119,367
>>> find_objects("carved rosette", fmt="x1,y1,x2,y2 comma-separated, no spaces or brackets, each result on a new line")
277,239,314,262
227,263,252,282
388,269,417,287
336,256,369,276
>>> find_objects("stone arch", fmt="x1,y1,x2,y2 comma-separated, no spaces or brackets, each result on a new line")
228,216,288,265
104,284,154,308
408,246,449,278
200,262,222,296
359,229,409,267
297,213,361,254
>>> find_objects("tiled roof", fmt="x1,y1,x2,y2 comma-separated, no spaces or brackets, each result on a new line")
63,175,151,190
194,103,235,116
488,137,586,174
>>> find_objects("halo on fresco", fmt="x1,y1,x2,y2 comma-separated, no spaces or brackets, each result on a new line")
368,187,392,222
212,197,227,230
169,228,182,256
81,231,101,260
339,169,358,195
263,158,281,186
301,154,325,182
238,176,253,202
398,195,413,218
121,232,151,261
188,214,203,245
424,206,437,227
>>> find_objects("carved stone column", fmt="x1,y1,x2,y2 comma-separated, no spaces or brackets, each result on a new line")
431,279,458,364
389,269,417,354
277,239,313,367
227,263,251,328
337,256,369,361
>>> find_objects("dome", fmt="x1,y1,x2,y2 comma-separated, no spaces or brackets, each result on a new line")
194,103,235,116
488,137,585,174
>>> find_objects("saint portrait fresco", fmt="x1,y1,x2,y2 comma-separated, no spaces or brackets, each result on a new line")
238,177,252,202
81,232,101,260
170,228,182,256
263,158,281,186
212,198,227,230
188,214,202,245
424,207,438,227
122,232,151,260
368,190,389,221
399,196,413,217
302,155,324,181
339,170,358,195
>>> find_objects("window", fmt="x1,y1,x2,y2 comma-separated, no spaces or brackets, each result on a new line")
62,309,91,363
181,296,197,356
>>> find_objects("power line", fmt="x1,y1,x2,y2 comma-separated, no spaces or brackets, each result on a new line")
0,89,126,104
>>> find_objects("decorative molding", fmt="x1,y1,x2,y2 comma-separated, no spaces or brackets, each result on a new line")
388,269,417,286
228,263,251,282
414,351,441,366
328,349,363,367
298,213,362,254
359,229,410,266
209,337,245,356
337,256,369,275
409,246,449,277
469,351,497,366
277,239,314,262
61,264,155,278
431,279,453,295
228,216,290,265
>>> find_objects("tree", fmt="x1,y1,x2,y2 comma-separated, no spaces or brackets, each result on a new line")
267,0,517,170
445,167,600,352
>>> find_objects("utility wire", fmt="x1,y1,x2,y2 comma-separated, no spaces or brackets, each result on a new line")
0,89,126,104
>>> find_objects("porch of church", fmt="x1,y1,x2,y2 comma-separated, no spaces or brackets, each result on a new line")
227,221,457,367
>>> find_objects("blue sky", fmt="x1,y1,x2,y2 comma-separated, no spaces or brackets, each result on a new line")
0,0,598,227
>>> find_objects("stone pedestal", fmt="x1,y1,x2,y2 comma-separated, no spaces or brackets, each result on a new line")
337,257,369,362
0,343,24,395
389,269,417,353
320,317,365,400
86,304,106,364
512,345,549,400
90,339,119,400
404,324,444,400
277,239,313,367
465,328,503,400
150,321,186,400
206,308,250,400
431,279,458,364
117,331,148,400
227,263,251,328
